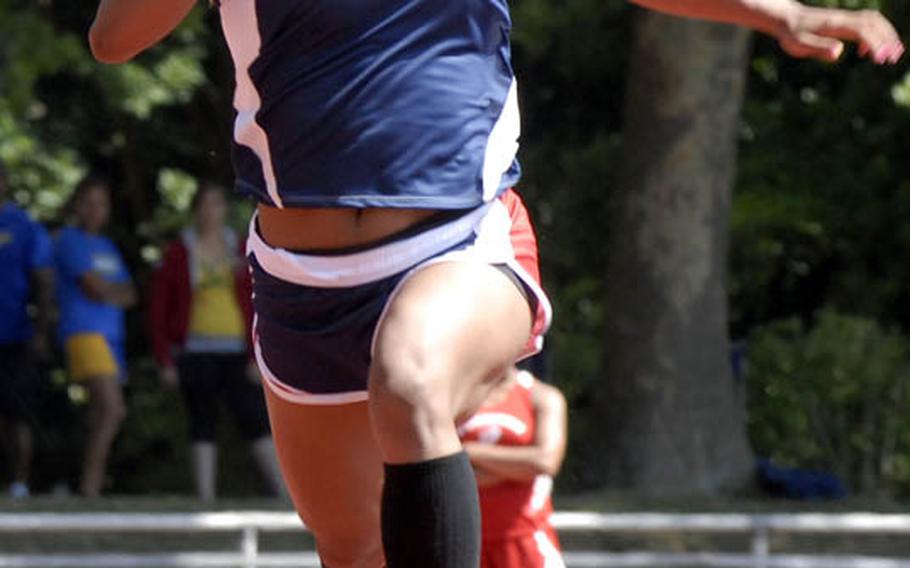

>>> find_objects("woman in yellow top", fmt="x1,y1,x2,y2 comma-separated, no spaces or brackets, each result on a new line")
149,183,285,502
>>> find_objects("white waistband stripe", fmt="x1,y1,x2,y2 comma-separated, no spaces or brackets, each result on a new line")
247,203,493,288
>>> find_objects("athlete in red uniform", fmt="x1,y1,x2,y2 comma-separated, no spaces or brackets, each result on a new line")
459,367,568,568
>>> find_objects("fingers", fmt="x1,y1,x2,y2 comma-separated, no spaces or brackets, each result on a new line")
781,32,844,62
807,8,904,64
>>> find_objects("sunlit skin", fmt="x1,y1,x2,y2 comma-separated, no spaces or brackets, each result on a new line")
633,0,903,63
87,0,904,564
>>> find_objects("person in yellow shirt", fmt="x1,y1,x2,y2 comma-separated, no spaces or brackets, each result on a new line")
149,182,285,502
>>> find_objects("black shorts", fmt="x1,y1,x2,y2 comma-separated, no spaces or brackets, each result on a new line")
0,343,40,421
248,193,552,406
176,352,271,443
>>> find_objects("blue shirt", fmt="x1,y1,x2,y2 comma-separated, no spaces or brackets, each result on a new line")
55,226,130,342
0,203,53,343
219,0,520,209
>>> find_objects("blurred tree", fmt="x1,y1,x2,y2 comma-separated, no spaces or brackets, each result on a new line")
598,10,754,494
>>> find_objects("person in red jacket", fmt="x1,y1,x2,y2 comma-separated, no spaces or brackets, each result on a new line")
150,182,285,502
459,366,568,568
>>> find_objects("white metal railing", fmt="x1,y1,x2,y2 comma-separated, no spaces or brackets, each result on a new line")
0,511,908,567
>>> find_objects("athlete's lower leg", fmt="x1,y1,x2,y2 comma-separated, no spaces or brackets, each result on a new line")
368,263,531,568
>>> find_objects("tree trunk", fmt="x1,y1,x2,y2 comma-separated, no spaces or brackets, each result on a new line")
598,10,753,495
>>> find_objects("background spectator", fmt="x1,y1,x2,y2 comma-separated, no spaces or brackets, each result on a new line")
459,366,569,568
149,182,285,502
55,175,136,497
0,160,54,500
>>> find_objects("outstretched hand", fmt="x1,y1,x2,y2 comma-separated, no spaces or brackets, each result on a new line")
777,5,903,63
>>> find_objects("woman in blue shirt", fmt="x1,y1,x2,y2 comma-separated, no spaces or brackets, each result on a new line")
88,1,901,566
56,175,136,498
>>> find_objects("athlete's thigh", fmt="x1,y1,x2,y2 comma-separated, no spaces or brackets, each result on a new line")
263,387,384,568
371,261,532,419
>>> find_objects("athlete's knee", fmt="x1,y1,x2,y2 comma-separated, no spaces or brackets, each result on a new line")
369,339,449,411
368,337,454,449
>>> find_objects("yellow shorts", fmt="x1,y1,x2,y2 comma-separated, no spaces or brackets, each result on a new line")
65,333,122,381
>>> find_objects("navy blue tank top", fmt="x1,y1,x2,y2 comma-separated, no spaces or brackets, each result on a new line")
219,0,521,209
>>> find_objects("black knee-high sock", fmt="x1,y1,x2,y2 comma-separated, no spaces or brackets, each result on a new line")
381,452,480,568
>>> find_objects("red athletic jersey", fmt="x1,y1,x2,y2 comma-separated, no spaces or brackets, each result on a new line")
459,372,563,567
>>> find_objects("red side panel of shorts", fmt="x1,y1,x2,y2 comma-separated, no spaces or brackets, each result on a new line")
499,189,541,284
498,188,549,353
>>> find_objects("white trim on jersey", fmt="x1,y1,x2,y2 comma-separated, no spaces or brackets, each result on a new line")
517,369,536,390
457,412,529,438
219,0,283,208
529,475,554,514
533,530,567,568
482,79,521,202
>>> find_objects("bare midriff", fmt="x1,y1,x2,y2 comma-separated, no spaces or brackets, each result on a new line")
257,204,439,251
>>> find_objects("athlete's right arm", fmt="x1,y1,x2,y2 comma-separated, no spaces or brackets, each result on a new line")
89,0,197,64
629,0,903,63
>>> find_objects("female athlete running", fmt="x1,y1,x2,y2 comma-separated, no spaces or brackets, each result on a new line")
89,1,901,566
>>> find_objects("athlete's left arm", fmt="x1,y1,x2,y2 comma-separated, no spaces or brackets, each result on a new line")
89,0,197,64
628,0,903,63
463,382,569,482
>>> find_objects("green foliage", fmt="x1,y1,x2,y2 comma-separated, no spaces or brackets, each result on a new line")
732,0,910,335
0,1,216,222
0,99,85,219
100,50,206,120
137,167,199,253
0,11,85,113
748,310,910,496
